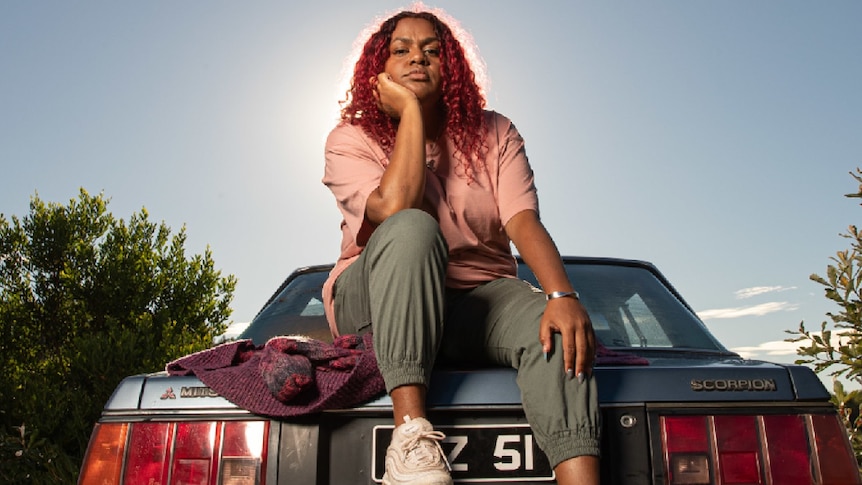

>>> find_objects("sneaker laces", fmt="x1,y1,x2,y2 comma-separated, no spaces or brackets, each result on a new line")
399,428,452,472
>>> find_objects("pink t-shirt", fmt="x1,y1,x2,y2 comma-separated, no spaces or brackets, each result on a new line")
321,110,539,334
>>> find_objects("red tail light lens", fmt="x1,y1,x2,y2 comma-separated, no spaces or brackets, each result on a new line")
663,416,711,484
714,416,760,484
123,422,172,484
661,413,861,485
810,414,860,485
172,422,219,484
79,420,269,485
220,421,267,484
762,415,810,485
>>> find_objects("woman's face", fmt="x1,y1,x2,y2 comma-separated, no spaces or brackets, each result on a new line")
383,17,443,107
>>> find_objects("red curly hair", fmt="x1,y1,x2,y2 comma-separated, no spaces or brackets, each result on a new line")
340,10,487,181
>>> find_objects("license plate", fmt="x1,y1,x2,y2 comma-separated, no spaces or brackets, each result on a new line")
372,423,554,482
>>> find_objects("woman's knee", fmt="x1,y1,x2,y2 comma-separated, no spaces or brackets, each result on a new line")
369,209,447,261
379,209,441,240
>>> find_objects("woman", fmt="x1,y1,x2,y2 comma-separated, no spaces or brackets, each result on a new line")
322,8,599,485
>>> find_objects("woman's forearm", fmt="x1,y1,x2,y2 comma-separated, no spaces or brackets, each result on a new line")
365,87,427,225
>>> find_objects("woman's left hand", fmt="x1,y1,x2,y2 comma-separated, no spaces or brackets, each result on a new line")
504,209,597,381
540,295,596,382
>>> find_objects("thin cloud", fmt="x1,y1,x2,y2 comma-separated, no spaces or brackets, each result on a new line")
698,301,799,320
734,286,796,299
732,329,852,360
732,340,800,359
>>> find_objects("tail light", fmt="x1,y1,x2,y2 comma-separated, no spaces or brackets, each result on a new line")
78,420,269,485
661,413,860,485
77,422,129,484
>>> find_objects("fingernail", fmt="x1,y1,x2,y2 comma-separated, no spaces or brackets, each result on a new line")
577,372,585,384
544,351,549,362
566,368,574,380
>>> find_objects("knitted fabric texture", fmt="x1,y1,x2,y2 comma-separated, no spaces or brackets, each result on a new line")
166,333,385,417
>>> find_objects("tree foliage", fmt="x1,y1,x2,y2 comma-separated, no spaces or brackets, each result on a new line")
787,168,862,469
0,189,236,483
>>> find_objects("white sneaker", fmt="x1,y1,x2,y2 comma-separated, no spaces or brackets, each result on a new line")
382,415,453,485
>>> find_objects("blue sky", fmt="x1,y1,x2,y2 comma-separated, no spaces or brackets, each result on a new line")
2,1,860,372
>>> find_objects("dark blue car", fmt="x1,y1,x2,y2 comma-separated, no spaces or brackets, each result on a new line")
78,257,861,484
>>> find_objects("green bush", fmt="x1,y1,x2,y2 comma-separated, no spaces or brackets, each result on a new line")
0,424,78,485
787,168,862,470
0,189,236,483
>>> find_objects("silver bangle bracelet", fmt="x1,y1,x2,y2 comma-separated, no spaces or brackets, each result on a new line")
546,290,579,301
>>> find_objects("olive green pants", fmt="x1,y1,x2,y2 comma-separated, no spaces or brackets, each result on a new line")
333,209,600,466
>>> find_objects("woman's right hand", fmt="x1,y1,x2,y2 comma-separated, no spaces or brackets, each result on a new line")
364,73,428,225
372,73,419,120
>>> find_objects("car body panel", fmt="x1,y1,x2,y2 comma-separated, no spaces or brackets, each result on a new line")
80,257,858,485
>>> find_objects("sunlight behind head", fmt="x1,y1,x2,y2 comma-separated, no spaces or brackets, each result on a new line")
333,2,489,117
